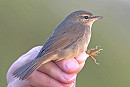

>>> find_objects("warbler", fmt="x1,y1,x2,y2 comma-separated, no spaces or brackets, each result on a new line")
13,10,103,80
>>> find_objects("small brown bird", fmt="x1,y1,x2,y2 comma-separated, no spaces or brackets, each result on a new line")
13,10,103,80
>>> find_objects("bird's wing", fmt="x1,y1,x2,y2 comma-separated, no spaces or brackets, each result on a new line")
36,23,86,58
12,23,86,80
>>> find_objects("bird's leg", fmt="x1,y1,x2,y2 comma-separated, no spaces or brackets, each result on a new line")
86,46,103,65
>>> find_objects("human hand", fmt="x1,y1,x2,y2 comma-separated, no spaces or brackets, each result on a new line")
7,46,89,87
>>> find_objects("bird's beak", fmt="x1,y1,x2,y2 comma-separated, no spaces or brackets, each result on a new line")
90,16,103,20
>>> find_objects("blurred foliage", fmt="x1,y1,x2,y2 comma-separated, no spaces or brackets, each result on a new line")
0,0,130,87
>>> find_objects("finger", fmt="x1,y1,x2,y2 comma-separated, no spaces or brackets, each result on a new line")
38,61,77,84
28,70,75,87
75,52,89,64
20,46,42,59
55,52,88,74
10,46,42,72
76,61,86,73
55,58,80,74
7,46,42,82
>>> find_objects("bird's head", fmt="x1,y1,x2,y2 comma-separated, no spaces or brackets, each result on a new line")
65,10,103,28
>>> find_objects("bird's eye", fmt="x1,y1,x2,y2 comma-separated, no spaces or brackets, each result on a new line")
84,16,88,19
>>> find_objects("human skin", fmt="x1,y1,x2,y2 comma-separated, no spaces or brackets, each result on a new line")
7,46,89,87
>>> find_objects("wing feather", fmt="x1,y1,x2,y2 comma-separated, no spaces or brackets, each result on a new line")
37,23,86,58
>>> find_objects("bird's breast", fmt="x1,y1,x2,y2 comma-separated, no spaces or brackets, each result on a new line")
59,32,91,60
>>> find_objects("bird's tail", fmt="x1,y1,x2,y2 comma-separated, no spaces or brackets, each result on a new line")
13,57,49,80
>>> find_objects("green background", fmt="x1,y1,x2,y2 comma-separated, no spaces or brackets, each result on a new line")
0,0,130,87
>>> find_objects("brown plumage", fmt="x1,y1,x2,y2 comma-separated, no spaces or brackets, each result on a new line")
13,10,103,80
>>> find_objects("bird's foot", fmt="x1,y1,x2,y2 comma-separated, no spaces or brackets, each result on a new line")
86,46,103,65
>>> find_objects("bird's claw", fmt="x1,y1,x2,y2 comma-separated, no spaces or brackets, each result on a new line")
86,46,103,64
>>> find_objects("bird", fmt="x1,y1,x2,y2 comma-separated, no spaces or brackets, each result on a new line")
13,10,103,80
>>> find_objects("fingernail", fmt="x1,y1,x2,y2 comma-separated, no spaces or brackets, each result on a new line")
63,73,77,81
28,46,42,54
76,53,89,61
22,46,42,57
65,59,79,70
